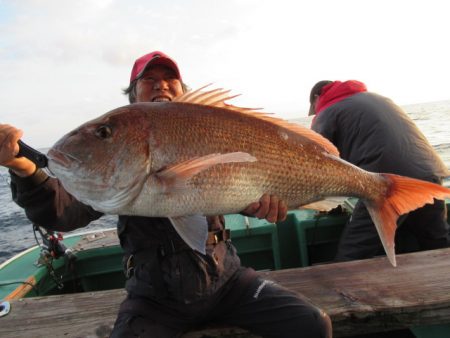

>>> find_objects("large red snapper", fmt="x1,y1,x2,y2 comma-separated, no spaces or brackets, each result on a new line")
47,87,450,266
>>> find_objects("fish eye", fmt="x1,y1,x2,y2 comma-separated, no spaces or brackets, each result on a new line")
95,125,112,139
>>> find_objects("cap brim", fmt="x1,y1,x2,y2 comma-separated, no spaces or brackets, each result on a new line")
139,57,182,81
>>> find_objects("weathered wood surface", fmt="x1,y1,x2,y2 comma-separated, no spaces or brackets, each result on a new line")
2,248,450,338
71,229,119,252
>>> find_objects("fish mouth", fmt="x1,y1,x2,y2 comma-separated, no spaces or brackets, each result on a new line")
151,96,171,102
47,148,82,168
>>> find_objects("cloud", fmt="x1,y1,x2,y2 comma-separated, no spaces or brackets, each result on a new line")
1,0,449,147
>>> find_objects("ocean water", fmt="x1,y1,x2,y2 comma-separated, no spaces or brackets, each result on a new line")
1,101,449,264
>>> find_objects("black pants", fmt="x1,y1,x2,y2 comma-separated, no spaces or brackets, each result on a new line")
110,270,332,338
335,199,449,261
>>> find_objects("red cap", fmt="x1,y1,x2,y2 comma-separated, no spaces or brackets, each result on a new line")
129,51,182,83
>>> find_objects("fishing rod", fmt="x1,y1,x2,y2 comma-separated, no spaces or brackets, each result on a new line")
15,140,78,286
16,140,48,168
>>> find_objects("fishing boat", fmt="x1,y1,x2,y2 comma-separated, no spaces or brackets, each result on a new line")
1,189,450,337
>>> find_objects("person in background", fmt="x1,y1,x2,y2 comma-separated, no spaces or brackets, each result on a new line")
309,79,449,262
0,51,332,338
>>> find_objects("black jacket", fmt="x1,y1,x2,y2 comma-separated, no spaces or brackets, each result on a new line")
312,92,449,181
10,169,242,304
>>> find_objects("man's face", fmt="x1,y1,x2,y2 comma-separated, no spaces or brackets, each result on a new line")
135,65,183,103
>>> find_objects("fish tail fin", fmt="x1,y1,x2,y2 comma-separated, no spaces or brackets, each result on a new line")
365,173,450,267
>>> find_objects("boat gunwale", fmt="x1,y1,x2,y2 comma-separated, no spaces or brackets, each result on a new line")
0,227,117,270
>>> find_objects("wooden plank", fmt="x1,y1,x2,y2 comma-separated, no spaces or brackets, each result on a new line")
2,248,450,337
71,229,119,252
1,289,121,338
261,248,450,336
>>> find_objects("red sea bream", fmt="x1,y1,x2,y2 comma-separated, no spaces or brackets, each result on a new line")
47,87,450,266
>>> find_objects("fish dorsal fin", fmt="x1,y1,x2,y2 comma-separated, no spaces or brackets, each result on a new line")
175,85,339,156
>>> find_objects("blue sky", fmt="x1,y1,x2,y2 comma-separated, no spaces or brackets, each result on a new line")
1,0,449,147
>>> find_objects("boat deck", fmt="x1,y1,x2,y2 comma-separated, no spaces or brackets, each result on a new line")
2,247,450,337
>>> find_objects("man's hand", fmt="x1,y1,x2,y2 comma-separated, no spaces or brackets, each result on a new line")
0,124,36,177
241,194,288,223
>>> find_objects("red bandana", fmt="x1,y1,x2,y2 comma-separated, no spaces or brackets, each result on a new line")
313,80,367,123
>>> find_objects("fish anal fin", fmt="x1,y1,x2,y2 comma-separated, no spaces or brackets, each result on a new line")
300,197,348,212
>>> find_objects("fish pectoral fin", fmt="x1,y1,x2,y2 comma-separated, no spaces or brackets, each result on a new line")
157,152,257,192
169,215,209,254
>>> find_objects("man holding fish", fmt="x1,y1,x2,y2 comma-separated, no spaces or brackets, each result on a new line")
0,51,332,337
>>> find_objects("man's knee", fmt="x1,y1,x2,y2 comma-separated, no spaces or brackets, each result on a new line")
110,314,149,338
290,305,332,338
110,312,180,338
313,308,332,338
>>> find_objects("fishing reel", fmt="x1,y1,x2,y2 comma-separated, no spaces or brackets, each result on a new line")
33,224,75,261
33,224,77,290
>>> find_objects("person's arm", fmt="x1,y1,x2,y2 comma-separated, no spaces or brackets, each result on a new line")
0,124,36,177
1,124,103,232
241,194,288,223
206,194,287,233
10,169,103,232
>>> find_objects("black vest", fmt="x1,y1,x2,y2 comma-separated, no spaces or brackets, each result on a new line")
118,215,241,304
